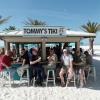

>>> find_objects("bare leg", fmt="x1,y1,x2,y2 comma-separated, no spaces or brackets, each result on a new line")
59,68,65,85
79,69,84,87
66,67,73,86
67,67,73,80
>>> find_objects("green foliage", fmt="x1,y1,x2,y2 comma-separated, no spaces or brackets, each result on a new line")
4,26,16,31
81,21,100,33
81,21,100,54
0,16,11,25
24,18,46,26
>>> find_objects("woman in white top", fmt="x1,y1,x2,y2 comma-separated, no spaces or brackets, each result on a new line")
59,49,73,87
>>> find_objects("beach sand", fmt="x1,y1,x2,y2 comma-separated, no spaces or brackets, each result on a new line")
0,45,100,100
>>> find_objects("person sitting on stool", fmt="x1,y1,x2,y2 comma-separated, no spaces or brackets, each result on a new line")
29,48,44,86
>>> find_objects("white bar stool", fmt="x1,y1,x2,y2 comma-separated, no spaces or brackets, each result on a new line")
87,66,96,81
46,68,56,87
32,77,36,86
20,68,29,86
1,69,14,87
66,72,76,87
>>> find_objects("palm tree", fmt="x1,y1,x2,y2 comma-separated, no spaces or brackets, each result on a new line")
0,16,10,25
4,26,16,31
81,21,100,54
24,18,46,26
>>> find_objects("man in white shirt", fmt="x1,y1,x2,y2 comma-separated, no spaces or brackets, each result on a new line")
59,49,73,87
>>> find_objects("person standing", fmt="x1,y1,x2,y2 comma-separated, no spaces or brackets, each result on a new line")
29,47,43,86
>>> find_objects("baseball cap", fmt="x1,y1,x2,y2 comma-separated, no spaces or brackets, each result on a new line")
63,49,67,52
32,47,38,52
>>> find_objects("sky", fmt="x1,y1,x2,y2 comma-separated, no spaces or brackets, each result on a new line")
0,0,100,45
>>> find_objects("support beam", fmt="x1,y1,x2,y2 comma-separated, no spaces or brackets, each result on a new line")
16,43,20,56
41,39,46,61
21,43,24,49
75,41,80,51
4,41,10,51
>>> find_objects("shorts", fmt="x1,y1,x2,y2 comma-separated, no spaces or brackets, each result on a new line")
62,65,69,70
73,65,84,74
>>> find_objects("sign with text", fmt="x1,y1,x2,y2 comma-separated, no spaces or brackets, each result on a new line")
23,26,66,37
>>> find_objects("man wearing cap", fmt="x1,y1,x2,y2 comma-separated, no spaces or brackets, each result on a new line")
59,49,73,87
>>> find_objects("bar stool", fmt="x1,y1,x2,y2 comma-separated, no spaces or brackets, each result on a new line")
20,68,29,86
0,69,14,87
87,65,96,81
66,72,76,87
46,68,56,87
0,71,3,86
76,69,86,87
32,77,36,86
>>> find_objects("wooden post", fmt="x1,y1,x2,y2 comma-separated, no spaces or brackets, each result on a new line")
75,41,80,51
4,41,10,51
16,43,20,56
42,38,46,61
21,43,24,49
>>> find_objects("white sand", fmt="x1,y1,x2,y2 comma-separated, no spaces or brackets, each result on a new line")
0,87,100,100
0,45,100,100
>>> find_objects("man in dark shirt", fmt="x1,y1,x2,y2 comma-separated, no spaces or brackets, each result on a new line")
29,48,44,86
73,50,86,70
21,50,30,65
73,50,86,87
17,48,30,77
